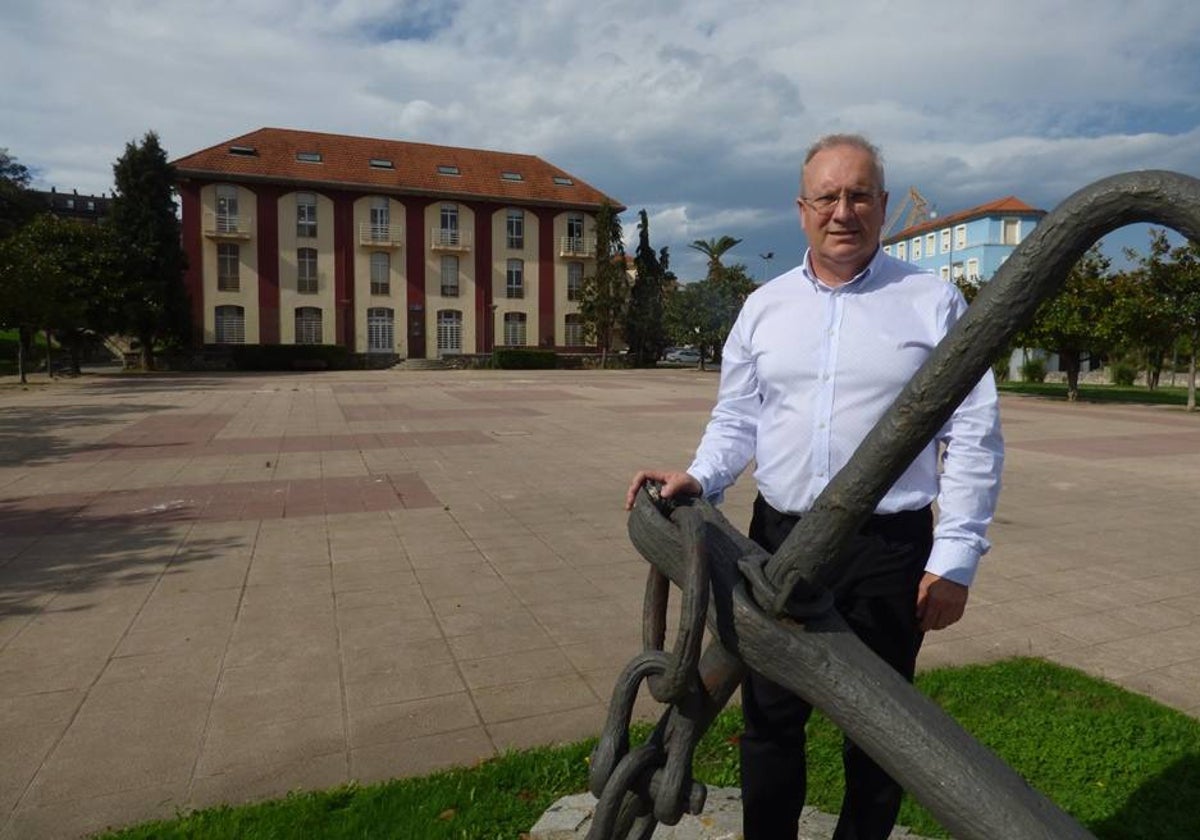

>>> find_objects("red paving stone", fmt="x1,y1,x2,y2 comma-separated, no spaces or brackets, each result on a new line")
1009,430,1200,459
105,414,235,445
0,474,440,536
70,430,494,462
614,398,718,413
340,405,543,421
445,388,585,402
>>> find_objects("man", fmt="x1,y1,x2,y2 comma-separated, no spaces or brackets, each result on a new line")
625,134,1003,840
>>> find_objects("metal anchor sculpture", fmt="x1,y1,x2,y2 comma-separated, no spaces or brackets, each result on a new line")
587,170,1200,840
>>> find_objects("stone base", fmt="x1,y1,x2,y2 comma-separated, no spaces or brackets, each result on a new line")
529,788,932,839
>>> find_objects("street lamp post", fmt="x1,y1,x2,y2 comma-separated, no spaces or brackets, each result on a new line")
758,251,774,283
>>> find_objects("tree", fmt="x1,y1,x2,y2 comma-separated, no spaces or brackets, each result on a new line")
664,262,756,369
688,235,743,280
0,149,41,241
1020,247,1115,401
1125,231,1200,408
0,214,115,382
109,132,188,369
577,202,626,368
623,210,673,366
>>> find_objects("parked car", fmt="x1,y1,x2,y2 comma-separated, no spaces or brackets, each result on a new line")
666,348,702,365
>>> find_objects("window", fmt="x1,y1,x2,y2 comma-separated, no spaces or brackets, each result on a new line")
567,213,584,243
370,252,390,295
967,258,980,280
296,192,317,238
297,247,318,293
567,261,583,301
952,262,964,281
229,145,257,156
438,204,459,247
369,158,393,169
216,185,238,233
895,241,907,260
437,164,460,176
501,171,523,181
940,266,950,281
437,310,462,354
87,200,95,211
367,307,394,352
65,198,74,210
883,245,892,256
564,313,584,346
955,225,967,249
911,237,921,260
370,197,390,240
217,244,240,291
506,209,524,249
503,312,527,346
215,305,245,344
506,259,524,299
1002,219,1020,245
440,255,459,296
940,228,951,253
925,233,936,255
296,151,322,163
554,176,574,186
295,307,323,344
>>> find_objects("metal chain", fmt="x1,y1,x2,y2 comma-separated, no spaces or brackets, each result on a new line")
587,498,712,838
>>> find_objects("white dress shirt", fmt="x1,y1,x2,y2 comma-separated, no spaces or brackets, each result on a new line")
686,248,1003,586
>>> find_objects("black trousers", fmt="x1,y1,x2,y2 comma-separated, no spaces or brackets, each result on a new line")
741,493,933,840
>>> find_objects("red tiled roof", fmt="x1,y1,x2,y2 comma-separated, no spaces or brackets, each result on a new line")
886,195,1044,242
171,127,623,211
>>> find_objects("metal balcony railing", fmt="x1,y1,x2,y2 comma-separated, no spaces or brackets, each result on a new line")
359,223,403,248
559,236,595,257
431,228,472,250
204,212,253,239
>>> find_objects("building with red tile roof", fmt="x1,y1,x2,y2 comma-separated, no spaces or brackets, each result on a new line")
173,127,623,359
882,195,1045,283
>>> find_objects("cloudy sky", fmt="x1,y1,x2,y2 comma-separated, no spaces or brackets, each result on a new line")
4,0,1200,279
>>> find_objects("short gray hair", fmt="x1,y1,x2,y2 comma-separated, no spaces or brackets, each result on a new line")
803,134,886,192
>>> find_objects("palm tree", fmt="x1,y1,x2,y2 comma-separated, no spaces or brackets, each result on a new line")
688,235,743,280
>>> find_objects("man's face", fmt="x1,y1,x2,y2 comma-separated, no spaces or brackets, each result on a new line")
798,145,887,281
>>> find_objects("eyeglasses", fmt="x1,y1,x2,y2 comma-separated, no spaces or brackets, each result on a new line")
800,190,881,215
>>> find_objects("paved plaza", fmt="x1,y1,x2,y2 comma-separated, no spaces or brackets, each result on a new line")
2,368,1200,838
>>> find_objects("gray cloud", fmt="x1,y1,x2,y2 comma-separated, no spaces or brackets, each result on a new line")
2,0,1199,279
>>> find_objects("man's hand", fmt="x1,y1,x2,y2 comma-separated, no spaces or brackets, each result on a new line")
624,470,702,511
916,572,968,632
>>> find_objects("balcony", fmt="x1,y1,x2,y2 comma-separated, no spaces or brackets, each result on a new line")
204,212,252,240
431,228,472,251
559,236,595,258
359,223,403,248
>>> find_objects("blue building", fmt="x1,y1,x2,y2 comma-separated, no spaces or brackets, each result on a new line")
882,196,1045,284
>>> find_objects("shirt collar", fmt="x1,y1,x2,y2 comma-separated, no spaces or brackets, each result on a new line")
801,247,885,292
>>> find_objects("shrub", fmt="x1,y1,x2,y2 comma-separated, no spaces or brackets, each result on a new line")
1109,358,1138,386
227,344,352,371
1019,356,1047,383
493,348,556,369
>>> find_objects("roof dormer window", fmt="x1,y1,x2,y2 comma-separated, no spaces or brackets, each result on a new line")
296,151,323,163
437,165,460,176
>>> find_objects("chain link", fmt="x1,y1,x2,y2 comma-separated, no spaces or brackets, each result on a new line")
587,491,713,838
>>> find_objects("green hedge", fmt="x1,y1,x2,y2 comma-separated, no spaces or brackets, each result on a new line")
493,348,556,369
228,344,352,371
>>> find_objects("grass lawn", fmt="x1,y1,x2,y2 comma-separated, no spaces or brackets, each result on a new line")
98,657,1200,840
1000,379,1197,407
